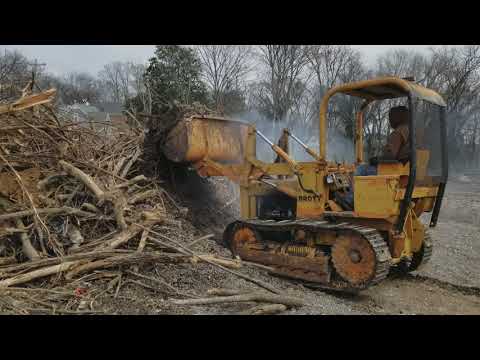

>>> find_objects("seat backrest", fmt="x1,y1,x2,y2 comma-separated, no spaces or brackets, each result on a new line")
376,149,430,179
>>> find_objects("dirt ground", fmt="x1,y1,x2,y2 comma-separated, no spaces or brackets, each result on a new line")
91,174,480,315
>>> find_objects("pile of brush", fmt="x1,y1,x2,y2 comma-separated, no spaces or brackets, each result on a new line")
0,87,304,315
0,89,204,313
141,101,219,178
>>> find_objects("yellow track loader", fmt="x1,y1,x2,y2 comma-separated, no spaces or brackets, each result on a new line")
163,77,448,292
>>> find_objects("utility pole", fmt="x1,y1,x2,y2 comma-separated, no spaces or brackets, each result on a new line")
26,58,46,90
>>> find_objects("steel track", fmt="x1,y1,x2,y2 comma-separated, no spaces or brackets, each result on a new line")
225,218,392,292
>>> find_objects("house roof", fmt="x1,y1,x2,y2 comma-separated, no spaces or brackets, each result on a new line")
70,104,100,114
93,102,124,114
88,112,109,122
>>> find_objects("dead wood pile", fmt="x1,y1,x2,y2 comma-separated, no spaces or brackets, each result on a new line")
141,101,218,178
0,88,301,315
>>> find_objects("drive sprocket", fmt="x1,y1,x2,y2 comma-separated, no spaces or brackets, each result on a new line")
229,224,262,256
331,233,378,285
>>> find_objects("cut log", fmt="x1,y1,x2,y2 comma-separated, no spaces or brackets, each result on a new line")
206,288,247,296
119,147,142,178
112,195,128,230
65,252,180,280
15,219,40,260
0,252,181,287
239,303,288,315
59,160,105,201
0,207,97,222
170,292,305,308
115,175,147,189
0,261,78,288
0,257,17,266
0,88,56,114
136,230,148,253
128,190,159,205
193,255,242,269
80,203,100,213
136,224,281,294
188,234,214,247
0,249,132,275
106,225,143,249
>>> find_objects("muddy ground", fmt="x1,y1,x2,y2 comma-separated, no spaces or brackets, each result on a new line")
94,174,480,315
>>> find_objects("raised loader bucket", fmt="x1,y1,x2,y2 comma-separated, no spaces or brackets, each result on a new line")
163,116,251,164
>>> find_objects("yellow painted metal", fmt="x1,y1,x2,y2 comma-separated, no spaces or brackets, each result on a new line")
355,111,364,164
414,197,435,215
377,162,409,176
319,77,446,160
403,206,413,257
395,186,439,200
355,100,371,164
319,94,328,161
329,77,446,106
164,76,447,265
271,143,299,171
401,207,425,257
295,169,324,218
239,185,250,219
410,210,425,253
354,175,400,218
377,150,430,179
416,149,430,180
163,116,250,164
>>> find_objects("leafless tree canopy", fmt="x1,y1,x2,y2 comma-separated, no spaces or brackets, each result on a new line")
0,50,31,100
196,45,252,112
252,45,309,124
1,45,479,169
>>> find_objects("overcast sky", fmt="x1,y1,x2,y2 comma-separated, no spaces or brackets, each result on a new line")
0,45,448,76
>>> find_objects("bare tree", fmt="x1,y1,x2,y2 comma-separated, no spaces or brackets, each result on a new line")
128,62,151,115
305,45,366,138
376,49,427,80
307,45,363,90
0,49,30,100
98,62,124,103
59,72,101,104
196,45,252,113
254,45,309,127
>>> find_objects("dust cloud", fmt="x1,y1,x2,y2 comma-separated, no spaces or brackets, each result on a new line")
231,110,355,164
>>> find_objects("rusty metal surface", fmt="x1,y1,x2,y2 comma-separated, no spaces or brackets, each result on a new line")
225,219,392,291
328,77,446,107
331,234,376,285
163,117,251,163
231,226,259,255
389,232,406,258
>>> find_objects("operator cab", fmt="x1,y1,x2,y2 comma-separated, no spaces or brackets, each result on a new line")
319,77,448,230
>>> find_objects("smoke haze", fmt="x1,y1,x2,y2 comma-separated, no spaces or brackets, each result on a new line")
232,110,355,164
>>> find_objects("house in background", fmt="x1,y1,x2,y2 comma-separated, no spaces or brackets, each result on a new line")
60,103,99,123
59,102,130,133
91,102,130,132
93,102,124,114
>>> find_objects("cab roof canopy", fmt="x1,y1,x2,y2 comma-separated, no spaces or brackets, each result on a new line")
332,76,446,107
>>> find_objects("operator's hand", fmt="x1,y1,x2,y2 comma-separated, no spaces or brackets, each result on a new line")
369,156,379,166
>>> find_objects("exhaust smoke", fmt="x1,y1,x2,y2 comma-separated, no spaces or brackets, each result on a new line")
231,110,355,164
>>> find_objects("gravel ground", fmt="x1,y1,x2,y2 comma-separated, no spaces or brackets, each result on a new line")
91,174,480,315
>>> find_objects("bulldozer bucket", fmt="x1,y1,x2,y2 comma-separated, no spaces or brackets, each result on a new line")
163,116,251,164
